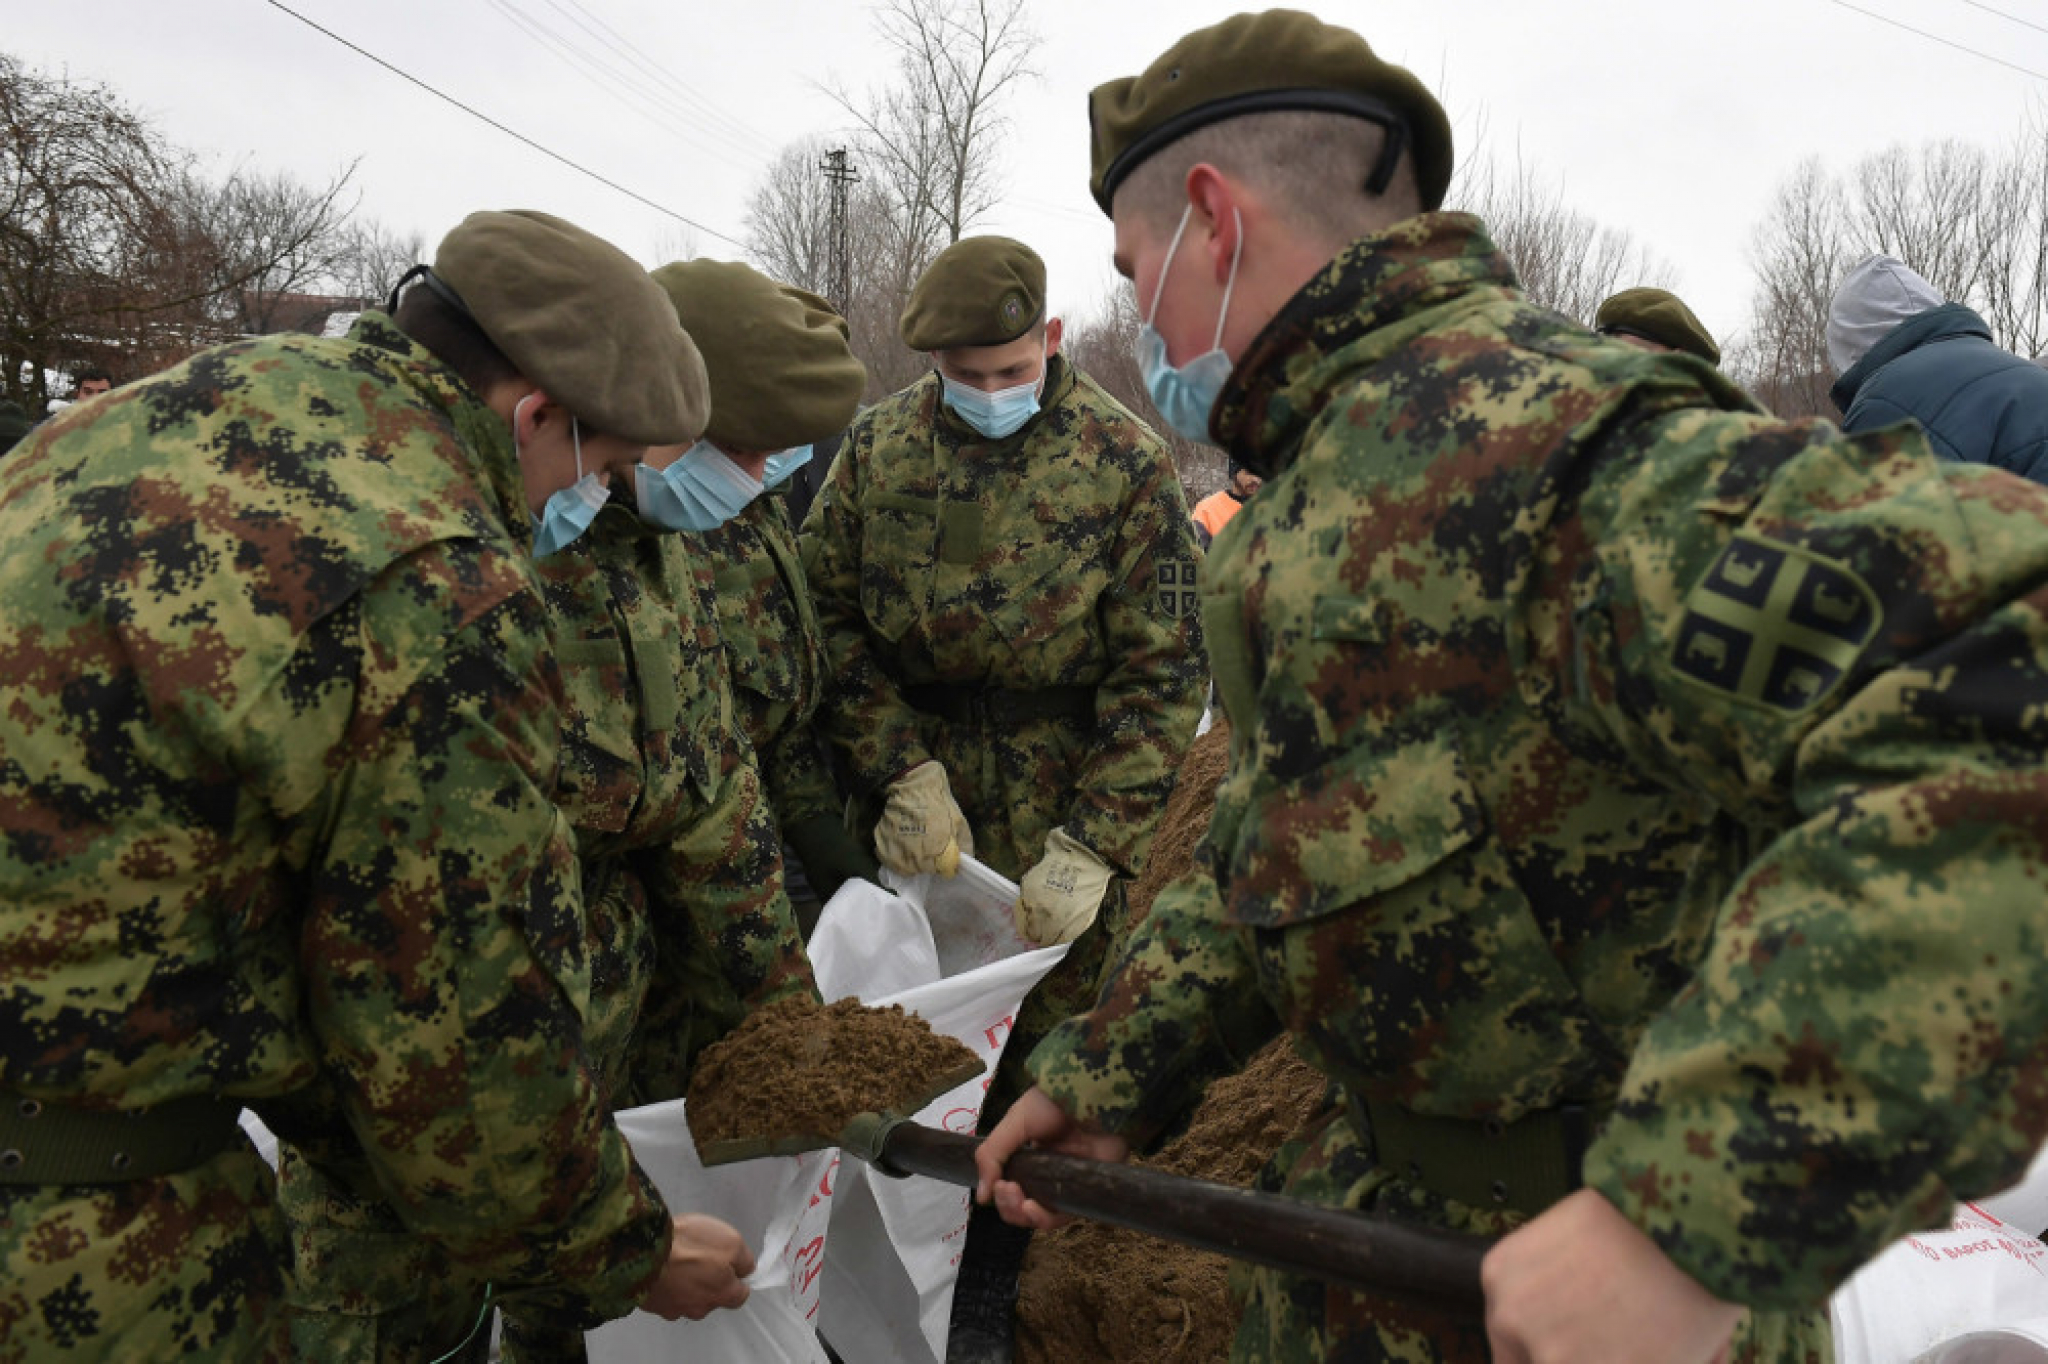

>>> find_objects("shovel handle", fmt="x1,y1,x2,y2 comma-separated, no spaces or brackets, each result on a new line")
875,1121,1491,1318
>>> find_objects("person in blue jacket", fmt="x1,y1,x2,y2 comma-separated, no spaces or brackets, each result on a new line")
1828,253,2048,484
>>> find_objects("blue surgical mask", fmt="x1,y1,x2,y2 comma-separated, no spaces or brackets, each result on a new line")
762,444,814,489
516,394,609,558
1136,204,1242,445
635,440,765,532
942,359,1044,440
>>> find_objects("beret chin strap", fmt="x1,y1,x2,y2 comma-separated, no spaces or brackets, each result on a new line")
1365,112,1407,197
387,263,476,320
1100,88,1413,209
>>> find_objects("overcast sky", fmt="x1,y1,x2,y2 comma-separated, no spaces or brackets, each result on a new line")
11,0,2045,350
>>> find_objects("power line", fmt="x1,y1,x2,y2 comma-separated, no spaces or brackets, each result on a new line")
536,0,781,160
264,0,747,248
1959,0,2048,41
481,0,766,176
487,0,777,171
1824,0,2048,83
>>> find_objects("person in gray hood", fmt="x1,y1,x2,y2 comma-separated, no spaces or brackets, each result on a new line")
1827,253,2048,484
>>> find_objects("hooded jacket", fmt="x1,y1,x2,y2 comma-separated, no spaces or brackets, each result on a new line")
1828,257,2048,485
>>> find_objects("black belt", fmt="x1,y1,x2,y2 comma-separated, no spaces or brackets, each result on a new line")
0,1090,243,1186
901,682,1095,727
1347,1092,1600,1220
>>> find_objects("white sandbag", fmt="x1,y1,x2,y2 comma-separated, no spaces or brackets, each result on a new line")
883,855,1045,980
811,857,1068,1364
585,1098,836,1363
1833,1201,2048,1364
809,875,941,1003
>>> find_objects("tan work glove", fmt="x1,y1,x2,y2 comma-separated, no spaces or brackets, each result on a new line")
873,761,972,877
1014,828,1112,946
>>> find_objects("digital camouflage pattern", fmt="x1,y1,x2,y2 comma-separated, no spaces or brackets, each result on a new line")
800,355,1208,1101
799,354,1206,880
537,505,815,1110
0,315,671,1361
1028,214,2048,1363
694,493,841,837
309,498,820,1363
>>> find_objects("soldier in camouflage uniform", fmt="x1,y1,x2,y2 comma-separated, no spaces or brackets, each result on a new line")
0,210,756,1363
664,260,879,931
800,234,1207,1357
489,260,866,1363
976,13,2048,1364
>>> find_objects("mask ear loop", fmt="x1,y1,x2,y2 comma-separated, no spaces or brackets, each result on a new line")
571,415,584,479
1210,208,1244,352
1145,204,1197,327
511,392,536,463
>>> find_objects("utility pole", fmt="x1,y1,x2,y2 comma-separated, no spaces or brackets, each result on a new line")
820,148,858,314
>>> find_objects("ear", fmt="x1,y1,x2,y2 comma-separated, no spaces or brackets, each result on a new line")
508,385,559,444
1043,316,1064,356
1184,165,1241,284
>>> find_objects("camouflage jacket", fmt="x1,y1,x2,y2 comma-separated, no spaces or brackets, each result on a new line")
691,493,841,833
538,501,815,1104
1029,216,2048,1329
0,315,670,1343
799,356,1207,879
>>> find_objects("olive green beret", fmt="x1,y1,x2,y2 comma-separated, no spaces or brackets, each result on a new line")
432,210,708,445
1088,9,1454,216
899,236,1046,351
1596,287,1721,366
651,259,866,452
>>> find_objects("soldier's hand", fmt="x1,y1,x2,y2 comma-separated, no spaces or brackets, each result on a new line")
784,811,881,902
1014,828,1112,945
873,761,973,877
1482,1188,1742,1364
638,1214,758,1321
972,1087,1129,1231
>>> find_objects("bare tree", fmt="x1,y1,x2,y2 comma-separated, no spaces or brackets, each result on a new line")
1846,141,2001,305
1731,137,2047,417
0,55,415,400
650,223,703,269
736,2,1042,402
744,137,840,297
1451,148,1676,324
830,0,1039,249
1980,105,2048,362
333,218,426,309
0,54,186,406
1727,158,1851,418
1062,284,1222,503
181,162,363,334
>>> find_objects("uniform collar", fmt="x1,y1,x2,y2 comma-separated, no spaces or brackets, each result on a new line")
1210,212,1518,479
347,311,532,549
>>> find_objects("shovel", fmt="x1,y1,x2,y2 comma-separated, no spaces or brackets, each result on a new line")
703,1091,1490,1318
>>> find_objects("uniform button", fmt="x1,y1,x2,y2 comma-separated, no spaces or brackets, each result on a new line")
0,1150,21,1170
110,1152,132,1171
16,1099,39,1119
1491,1179,1510,1205
1482,1118,1504,1138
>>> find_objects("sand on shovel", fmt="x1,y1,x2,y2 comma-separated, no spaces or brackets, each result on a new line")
686,995,982,1161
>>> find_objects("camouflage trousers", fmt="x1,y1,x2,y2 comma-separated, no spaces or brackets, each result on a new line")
0,1145,288,1362
275,1145,493,1363
1230,1106,1832,1362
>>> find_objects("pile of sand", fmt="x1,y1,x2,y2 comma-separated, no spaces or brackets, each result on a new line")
1013,722,1326,1362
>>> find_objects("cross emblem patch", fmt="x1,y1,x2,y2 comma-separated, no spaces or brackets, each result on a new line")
1670,534,1880,712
